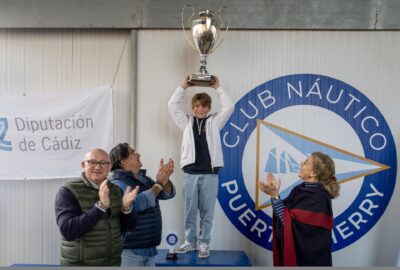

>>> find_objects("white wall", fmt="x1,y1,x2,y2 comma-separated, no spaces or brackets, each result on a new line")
136,30,400,266
0,29,132,266
0,29,399,266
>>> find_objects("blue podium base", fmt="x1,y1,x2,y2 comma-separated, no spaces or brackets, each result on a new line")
155,249,251,266
10,264,59,267
11,249,252,267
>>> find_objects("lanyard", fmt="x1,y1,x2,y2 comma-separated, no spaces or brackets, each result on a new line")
196,118,204,136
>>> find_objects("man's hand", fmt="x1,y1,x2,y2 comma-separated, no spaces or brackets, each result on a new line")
122,186,140,211
99,179,110,208
156,158,174,186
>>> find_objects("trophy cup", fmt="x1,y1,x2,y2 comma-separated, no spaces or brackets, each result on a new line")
165,232,179,260
182,5,230,86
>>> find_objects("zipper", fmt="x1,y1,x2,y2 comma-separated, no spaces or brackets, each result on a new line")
205,119,215,169
106,206,112,263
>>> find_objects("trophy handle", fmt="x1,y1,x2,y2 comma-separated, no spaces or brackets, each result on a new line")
181,4,197,51
210,5,231,54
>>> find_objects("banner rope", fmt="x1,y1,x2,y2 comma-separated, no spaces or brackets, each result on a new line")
111,32,130,88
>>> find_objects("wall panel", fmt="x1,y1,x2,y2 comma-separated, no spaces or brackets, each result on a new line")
136,30,400,266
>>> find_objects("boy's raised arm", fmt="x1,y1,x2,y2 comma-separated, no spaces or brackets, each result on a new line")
213,78,234,130
168,77,191,130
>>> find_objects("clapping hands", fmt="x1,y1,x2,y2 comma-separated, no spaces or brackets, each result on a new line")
156,158,174,186
258,173,281,198
122,185,140,212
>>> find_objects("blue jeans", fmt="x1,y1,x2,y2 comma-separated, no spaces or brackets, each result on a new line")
121,249,156,266
183,173,219,245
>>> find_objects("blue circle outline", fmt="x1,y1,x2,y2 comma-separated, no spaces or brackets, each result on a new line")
166,233,178,246
218,74,397,251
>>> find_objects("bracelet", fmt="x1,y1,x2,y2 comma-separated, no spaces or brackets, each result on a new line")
121,205,132,214
96,201,109,210
154,183,163,192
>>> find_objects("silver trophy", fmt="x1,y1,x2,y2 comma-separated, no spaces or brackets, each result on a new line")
182,5,230,86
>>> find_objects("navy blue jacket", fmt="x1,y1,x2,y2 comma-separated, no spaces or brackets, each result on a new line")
110,169,175,249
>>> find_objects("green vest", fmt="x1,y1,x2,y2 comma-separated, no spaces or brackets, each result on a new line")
60,175,123,266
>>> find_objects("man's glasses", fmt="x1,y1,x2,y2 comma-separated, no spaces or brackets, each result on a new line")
85,160,111,169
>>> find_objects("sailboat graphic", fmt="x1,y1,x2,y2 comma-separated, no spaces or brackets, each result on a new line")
255,119,390,210
264,148,300,174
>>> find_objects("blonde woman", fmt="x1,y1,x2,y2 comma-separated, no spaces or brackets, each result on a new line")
259,152,340,266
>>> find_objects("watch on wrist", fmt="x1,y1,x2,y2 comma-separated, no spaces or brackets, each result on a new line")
157,181,165,187
96,201,108,210
154,183,163,192
122,205,132,213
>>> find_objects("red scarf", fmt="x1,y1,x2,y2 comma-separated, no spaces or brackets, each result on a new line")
273,208,333,266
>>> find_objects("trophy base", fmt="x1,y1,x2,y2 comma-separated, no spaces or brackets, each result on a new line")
166,252,178,260
188,74,215,86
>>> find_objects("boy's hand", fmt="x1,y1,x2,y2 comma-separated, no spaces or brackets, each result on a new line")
210,76,220,89
181,76,193,90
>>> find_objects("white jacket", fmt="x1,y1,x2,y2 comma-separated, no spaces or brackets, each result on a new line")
168,86,234,169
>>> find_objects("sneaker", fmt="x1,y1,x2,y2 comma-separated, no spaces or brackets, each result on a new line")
175,241,196,253
198,242,210,258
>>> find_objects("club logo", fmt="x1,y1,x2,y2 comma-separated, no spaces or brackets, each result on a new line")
166,232,179,246
218,74,397,251
0,118,12,151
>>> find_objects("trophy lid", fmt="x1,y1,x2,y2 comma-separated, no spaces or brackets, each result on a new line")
190,9,218,28
198,10,214,18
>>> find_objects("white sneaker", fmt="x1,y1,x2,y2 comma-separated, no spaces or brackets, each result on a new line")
198,242,210,258
175,241,196,253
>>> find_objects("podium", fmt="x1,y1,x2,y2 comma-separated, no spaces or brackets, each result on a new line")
11,249,252,267
155,249,251,266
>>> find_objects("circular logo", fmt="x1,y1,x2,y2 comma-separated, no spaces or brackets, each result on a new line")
166,232,178,246
218,74,397,251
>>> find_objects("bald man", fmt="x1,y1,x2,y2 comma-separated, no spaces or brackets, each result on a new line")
55,148,139,266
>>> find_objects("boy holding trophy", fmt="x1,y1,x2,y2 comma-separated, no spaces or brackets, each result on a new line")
168,76,234,258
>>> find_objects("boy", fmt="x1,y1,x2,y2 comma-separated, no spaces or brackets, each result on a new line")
168,76,234,258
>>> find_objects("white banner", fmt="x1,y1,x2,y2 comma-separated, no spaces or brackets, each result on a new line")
0,86,113,180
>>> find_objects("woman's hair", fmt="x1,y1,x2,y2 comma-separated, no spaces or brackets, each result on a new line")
311,152,340,198
192,92,212,108
109,143,130,171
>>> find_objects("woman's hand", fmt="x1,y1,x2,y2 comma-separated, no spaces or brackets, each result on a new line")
258,173,281,198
